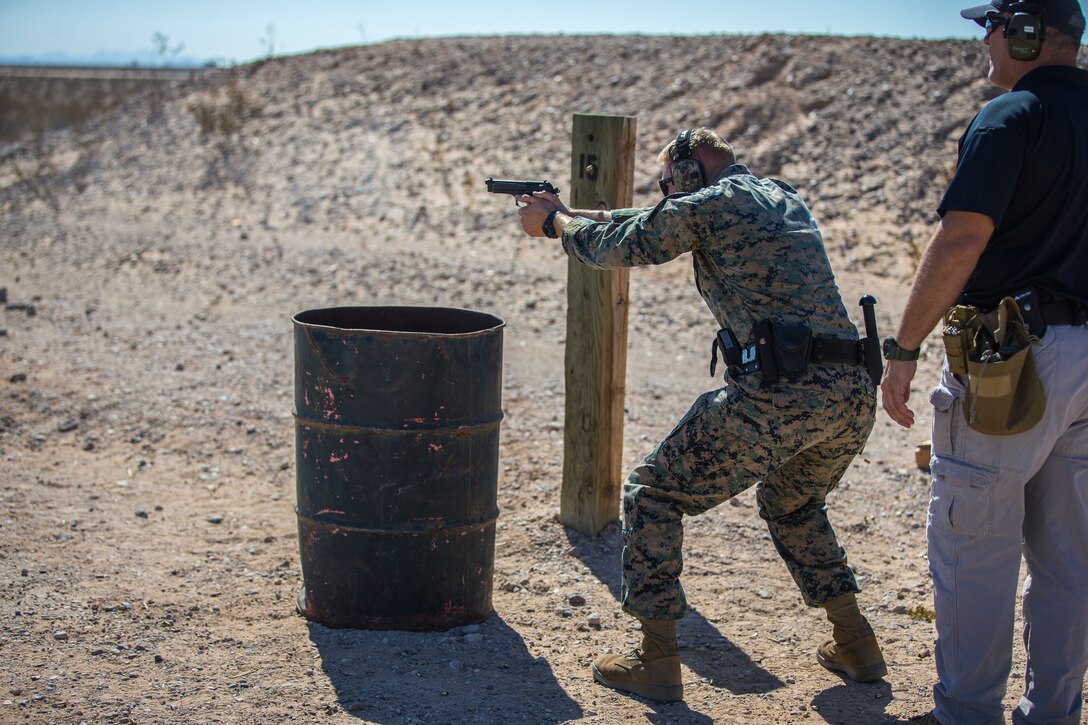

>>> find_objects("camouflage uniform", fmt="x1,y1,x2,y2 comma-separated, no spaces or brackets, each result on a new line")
561,164,876,620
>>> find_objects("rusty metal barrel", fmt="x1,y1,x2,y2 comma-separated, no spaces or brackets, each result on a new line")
292,306,504,630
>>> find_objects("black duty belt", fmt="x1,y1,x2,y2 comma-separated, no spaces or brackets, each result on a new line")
711,298,884,387
1038,300,1088,327
973,288,1088,337
711,327,868,383
718,336,863,372
736,335,863,371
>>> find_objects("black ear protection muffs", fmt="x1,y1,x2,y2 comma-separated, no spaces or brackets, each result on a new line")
669,129,707,193
1005,2,1045,61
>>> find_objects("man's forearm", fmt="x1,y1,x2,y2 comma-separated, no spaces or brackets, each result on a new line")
894,211,994,349
552,209,611,238
566,209,612,223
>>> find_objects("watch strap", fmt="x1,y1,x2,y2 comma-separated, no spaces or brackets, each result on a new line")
883,336,920,361
542,210,560,239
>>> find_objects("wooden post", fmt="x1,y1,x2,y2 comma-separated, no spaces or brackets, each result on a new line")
560,113,636,535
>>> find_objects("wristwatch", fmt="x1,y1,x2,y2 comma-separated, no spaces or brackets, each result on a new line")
882,336,920,361
541,210,560,239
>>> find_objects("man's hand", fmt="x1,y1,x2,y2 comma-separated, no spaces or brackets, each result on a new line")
517,191,565,237
881,359,918,428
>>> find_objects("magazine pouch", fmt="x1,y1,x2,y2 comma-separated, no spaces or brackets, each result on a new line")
769,322,813,381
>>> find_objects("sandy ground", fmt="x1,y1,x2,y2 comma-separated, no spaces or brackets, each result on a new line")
2,34,1083,724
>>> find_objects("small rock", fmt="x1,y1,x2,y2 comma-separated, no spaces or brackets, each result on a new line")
206,514,224,524
57,418,78,433
10,372,27,383
568,594,586,606
134,509,148,519
587,612,601,628
154,654,164,663
463,633,483,643
556,607,573,618
757,590,771,599
460,624,480,634
53,630,69,641
346,702,366,712
448,659,462,671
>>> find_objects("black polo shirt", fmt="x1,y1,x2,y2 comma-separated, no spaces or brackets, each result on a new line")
938,65,1088,308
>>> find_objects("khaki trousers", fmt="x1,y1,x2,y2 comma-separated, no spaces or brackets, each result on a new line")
927,323,1088,725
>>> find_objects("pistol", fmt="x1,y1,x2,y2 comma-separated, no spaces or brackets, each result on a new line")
485,177,560,205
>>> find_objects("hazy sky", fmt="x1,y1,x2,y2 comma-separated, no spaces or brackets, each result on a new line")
0,0,1052,66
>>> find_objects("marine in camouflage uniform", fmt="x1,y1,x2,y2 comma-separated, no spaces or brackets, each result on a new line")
562,164,875,620
515,128,884,702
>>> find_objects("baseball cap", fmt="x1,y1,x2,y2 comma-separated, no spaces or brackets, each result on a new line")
961,0,1086,41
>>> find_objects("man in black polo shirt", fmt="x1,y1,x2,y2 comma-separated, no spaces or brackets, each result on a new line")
881,1,1088,724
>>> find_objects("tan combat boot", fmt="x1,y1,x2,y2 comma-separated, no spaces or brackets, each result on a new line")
591,618,683,702
816,592,888,682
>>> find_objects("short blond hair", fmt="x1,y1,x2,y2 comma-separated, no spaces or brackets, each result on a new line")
657,128,736,166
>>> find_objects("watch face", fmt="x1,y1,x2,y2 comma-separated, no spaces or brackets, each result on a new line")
882,337,895,358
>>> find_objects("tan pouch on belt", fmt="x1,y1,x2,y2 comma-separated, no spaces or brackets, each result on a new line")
956,296,1045,435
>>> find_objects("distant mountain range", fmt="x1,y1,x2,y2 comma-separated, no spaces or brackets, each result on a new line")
0,50,219,68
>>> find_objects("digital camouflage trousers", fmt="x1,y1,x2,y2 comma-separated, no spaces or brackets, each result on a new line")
621,369,876,620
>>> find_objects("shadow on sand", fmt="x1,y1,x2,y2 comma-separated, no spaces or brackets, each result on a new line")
307,614,582,723
810,679,894,724
566,524,896,723
565,524,785,696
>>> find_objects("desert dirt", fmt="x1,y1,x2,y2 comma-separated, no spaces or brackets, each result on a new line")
2,33,1084,725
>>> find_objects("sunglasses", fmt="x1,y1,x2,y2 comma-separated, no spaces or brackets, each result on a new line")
658,177,673,196
985,14,1009,35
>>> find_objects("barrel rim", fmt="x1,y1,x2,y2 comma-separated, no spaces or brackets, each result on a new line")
292,305,506,337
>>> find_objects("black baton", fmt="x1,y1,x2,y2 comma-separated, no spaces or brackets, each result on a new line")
859,295,883,387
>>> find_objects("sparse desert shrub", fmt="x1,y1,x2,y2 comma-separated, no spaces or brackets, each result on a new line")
907,604,936,623
187,81,259,138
